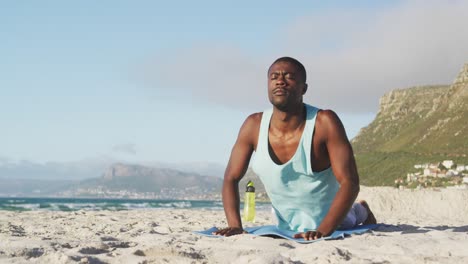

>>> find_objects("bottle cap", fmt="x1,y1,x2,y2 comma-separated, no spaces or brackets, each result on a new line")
246,181,255,192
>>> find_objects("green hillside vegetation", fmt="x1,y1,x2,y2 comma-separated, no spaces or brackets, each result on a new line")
355,152,465,186
352,64,468,186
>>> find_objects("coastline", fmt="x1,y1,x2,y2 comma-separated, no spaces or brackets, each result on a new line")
1,187,467,263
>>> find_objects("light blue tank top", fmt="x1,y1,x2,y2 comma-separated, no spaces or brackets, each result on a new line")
251,104,340,232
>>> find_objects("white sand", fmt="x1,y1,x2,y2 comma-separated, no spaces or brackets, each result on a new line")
1,187,467,264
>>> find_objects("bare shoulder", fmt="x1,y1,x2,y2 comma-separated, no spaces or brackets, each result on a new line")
316,109,342,128
315,109,347,139
240,112,262,132
237,112,262,146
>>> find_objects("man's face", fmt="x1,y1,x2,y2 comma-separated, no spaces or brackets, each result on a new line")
267,61,307,110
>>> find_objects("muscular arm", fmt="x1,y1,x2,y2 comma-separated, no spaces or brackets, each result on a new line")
317,110,360,235
295,110,360,240
214,114,260,236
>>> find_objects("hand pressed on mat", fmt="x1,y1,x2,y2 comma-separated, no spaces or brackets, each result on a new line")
293,230,324,240
212,227,247,237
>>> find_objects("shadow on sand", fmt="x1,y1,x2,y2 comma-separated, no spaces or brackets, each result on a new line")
374,224,468,234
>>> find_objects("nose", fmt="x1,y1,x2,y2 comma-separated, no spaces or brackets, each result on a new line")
276,74,286,86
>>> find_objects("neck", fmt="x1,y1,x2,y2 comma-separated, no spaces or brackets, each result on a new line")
271,103,305,132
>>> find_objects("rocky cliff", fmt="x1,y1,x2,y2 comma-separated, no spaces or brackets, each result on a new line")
352,63,468,185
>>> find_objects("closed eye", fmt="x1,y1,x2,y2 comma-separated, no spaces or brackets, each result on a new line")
285,73,295,80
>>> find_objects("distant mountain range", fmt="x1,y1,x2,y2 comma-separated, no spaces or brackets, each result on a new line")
0,156,271,199
0,162,224,198
73,163,223,197
352,63,468,185
0,158,225,181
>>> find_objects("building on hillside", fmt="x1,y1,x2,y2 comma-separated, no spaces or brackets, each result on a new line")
456,165,465,172
423,168,440,177
407,172,422,182
424,168,447,178
446,170,460,177
463,177,468,184
442,160,454,169
429,163,440,169
417,163,429,169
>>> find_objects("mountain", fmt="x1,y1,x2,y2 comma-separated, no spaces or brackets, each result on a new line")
145,161,225,178
0,162,223,199
59,163,223,199
352,64,468,185
239,168,268,200
0,158,226,181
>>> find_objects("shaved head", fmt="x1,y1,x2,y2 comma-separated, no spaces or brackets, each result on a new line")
269,57,307,83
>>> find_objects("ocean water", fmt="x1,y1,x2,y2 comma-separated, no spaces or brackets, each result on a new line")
0,197,272,211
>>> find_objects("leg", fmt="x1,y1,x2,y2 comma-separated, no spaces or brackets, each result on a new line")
339,201,377,230
339,210,357,229
357,200,377,225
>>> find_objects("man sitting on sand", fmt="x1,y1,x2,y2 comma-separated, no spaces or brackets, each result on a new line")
214,57,376,240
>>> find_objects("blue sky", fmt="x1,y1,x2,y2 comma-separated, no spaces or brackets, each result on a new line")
1,0,467,166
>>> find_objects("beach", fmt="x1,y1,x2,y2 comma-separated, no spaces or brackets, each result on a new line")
1,187,467,264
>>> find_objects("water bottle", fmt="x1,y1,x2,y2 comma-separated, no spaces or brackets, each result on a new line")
243,181,255,222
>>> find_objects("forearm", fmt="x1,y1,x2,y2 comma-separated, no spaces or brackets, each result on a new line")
317,181,359,235
222,178,243,228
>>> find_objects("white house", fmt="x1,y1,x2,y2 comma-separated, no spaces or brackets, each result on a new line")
423,168,431,176
407,173,417,182
456,165,465,172
424,168,439,177
442,160,454,169
446,170,459,177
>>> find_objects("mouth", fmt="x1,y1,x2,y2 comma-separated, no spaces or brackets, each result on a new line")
273,88,288,96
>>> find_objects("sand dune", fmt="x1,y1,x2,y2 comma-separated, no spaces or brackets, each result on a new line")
1,187,467,263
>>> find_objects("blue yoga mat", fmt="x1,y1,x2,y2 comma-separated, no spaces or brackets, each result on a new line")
194,224,380,244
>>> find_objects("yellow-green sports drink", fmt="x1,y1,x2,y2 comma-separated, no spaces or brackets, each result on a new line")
243,181,256,222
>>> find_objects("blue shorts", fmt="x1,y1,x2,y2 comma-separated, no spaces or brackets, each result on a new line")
339,202,369,229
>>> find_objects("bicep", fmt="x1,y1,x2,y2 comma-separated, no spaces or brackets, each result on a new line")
224,115,258,182
321,111,359,185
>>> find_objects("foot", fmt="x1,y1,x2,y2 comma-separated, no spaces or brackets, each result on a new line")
358,200,377,225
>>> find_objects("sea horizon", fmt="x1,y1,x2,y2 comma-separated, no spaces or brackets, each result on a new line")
0,197,272,212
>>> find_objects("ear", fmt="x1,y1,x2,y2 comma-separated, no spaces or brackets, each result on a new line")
302,83,308,95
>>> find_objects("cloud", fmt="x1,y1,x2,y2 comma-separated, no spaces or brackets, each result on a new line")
284,0,468,112
137,44,272,111
138,0,468,113
112,143,137,155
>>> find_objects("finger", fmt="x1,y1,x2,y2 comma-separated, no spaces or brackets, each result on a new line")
223,229,232,236
307,231,320,240
212,228,223,235
226,228,244,236
293,232,309,240
214,228,228,236
313,231,323,240
221,229,232,236
293,232,304,238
